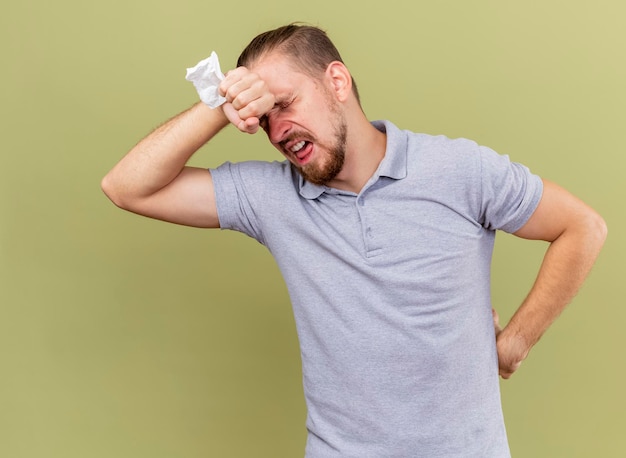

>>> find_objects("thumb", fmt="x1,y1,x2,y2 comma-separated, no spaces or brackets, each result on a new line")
492,308,502,336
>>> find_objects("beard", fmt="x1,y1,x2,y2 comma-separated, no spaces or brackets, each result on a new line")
298,108,348,186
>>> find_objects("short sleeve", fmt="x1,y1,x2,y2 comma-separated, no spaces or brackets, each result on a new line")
478,146,544,233
209,161,265,243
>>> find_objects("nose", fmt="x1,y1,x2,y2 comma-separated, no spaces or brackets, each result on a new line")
267,115,291,145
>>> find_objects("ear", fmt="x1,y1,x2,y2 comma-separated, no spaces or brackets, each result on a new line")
325,61,352,102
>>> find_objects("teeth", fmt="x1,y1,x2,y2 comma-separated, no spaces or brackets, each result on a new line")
291,140,306,153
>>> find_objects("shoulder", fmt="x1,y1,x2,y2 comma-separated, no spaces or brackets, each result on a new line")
404,131,482,181
380,121,479,163
211,159,298,192
409,131,479,158
212,159,292,179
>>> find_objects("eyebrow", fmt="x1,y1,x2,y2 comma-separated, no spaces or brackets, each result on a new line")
273,94,292,106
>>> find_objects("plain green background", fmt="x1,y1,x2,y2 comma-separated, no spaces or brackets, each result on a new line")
2,1,624,456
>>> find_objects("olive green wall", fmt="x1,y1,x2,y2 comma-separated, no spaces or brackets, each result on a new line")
2,1,624,456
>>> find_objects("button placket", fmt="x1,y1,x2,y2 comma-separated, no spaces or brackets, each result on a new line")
356,195,380,256
355,196,367,253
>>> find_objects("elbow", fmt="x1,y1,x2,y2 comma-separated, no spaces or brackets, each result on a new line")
101,172,129,210
595,214,608,246
584,209,608,252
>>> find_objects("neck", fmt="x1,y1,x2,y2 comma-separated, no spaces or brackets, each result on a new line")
327,113,387,194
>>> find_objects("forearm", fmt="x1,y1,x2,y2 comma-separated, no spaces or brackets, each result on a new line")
497,206,607,377
504,220,605,345
102,102,228,206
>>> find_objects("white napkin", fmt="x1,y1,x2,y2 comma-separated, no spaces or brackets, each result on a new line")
185,51,226,109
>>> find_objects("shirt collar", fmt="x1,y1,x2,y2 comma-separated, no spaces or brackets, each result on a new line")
298,120,408,199
372,120,408,180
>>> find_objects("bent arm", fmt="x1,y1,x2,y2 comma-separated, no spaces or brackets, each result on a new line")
496,179,607,378
101,66,275,228
101,102,227,228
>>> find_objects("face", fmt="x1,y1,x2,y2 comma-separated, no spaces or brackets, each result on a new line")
251,53,348,186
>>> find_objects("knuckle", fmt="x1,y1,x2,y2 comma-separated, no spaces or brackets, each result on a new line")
231,94,245,110
251,78,266,91
218,82,227,97
239,100,259,119
225,86,240,104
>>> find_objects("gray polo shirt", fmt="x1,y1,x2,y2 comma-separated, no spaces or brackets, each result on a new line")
211,120,543,457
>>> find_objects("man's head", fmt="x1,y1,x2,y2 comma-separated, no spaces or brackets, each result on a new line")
233,24,365,187
237,24,360,104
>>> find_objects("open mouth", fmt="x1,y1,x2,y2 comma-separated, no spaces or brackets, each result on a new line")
290,140,307,153
288,140,314,165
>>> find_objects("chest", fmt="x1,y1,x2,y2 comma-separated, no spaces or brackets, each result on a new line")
265,179,488,266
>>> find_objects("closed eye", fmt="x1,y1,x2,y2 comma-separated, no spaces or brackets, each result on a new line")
278,100,291,109
259,98,294,133
276,94,295,110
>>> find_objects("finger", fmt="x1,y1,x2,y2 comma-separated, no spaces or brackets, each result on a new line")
221,72,261,105
242,116,260,134
222,103,260,134
229,77,273,114
222,103,245,130
218,67,250,97
499,361,521,379
492,308,502,336
227,75,263,109
236,92,275,120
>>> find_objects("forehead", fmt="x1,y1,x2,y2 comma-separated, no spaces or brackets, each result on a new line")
248,51,297,75
249,52,316,96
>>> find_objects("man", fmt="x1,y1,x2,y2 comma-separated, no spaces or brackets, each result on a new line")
102,24,606,457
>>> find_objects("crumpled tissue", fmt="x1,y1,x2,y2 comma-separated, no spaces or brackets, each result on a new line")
185,51,226,109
